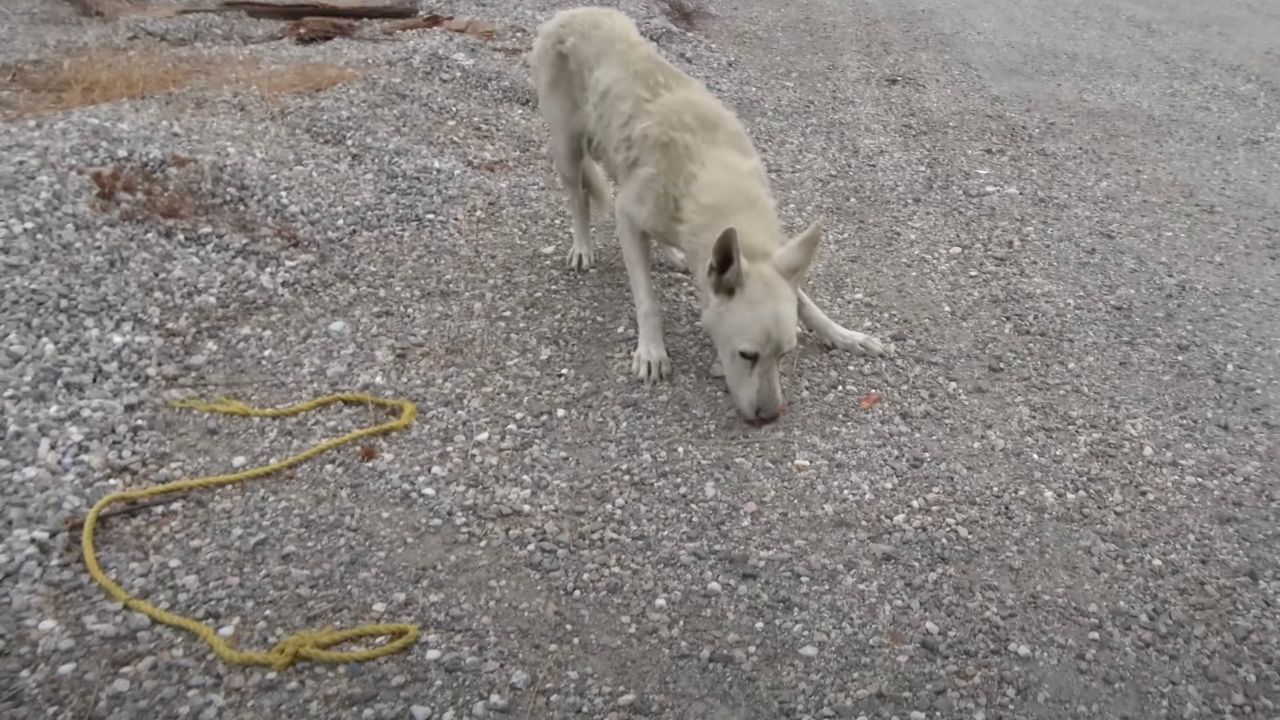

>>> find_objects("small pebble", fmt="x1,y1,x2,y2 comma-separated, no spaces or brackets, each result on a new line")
510,670,531,690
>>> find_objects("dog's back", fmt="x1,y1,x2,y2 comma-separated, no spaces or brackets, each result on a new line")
531,7,767,244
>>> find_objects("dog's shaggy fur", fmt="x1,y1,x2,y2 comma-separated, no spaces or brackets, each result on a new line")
531,7,886,422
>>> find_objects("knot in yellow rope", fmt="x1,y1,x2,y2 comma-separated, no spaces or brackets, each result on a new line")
269,630,336,670
263,624,420,671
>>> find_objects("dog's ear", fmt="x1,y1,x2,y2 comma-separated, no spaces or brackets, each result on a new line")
772,219,823,284
708,227,743,296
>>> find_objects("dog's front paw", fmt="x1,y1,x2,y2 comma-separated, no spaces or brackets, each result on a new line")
567,242,595,271
631,342,672,383
830,328,889,357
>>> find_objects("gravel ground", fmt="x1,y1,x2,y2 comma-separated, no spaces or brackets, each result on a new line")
3,1,1278,719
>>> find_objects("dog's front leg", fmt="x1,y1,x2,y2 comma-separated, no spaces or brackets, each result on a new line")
616,210,672,382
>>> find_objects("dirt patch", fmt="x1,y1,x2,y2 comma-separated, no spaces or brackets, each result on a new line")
1,46,362,118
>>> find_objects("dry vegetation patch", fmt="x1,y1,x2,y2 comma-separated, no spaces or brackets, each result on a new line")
5,48,202,116
84,155,313,252
87,162,202,221
1,46,361,117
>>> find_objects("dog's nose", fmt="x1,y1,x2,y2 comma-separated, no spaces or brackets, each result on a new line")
752,406,782,425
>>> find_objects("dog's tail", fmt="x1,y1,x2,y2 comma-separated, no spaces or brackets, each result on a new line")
581,156,611,211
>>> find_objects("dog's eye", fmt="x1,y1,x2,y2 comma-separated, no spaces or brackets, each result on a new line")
738,351,759,364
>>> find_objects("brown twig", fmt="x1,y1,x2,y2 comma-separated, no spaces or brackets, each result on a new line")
522,660,554,719
0,684,22,706
81,660,105,720
58,494,189,535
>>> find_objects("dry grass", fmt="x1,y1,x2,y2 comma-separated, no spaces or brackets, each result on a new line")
6,48,201,116
232,62,362,98
1,46,362,117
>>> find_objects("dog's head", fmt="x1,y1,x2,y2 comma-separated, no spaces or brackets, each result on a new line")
700,220,823,424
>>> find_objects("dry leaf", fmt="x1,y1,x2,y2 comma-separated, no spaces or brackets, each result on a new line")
857,392,883,411
385,14,495,41
358,443,377,462
167,153,197,168
657,0,709,31
284,17,359,44
442,18,495,41
490,45,528,57
384,13,448,33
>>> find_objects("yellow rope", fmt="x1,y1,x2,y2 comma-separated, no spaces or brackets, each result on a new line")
80,393,421,671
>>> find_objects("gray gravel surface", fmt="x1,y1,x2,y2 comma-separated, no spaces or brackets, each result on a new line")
3,0,1278,718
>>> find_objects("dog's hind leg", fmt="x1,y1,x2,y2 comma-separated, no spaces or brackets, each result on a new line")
549,132,597,271
533,38,597,271
797,289,889,356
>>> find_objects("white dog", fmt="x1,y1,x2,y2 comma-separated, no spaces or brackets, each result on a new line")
531,7,888,424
